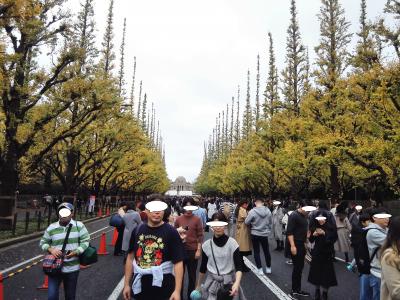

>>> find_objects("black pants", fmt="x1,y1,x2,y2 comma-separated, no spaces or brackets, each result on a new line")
251,235,271,268
182,249,198,299
291,241,306,292
114,225,124,255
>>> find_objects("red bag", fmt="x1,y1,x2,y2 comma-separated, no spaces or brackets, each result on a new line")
42,254,64,275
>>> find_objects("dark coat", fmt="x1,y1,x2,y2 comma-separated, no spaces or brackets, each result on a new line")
308,222,338,288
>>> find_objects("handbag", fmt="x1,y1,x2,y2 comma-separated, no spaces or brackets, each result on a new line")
42,224,72,275
210,240,234,300
109,213,124,227
76,221,98,266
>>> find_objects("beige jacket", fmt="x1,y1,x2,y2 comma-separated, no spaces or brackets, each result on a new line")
381,249,400,300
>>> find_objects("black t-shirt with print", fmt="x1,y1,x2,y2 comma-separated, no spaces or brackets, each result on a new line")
128,222,184,299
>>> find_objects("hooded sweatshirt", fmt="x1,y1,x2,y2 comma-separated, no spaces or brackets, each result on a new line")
366,222,388,278
244,205,272,237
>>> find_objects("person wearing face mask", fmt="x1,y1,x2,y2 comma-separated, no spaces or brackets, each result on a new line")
307,213,338,300
39,202,90,300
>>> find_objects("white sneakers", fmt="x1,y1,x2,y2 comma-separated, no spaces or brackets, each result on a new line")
257,267,272,275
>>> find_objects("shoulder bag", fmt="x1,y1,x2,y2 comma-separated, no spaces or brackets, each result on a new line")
76,221,98,266
42,224,72,275
210,240,234,300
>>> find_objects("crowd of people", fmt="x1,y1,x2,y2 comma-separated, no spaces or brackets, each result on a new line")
39,195,400,300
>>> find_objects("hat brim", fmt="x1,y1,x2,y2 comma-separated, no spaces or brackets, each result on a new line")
273,201,281,205
183,205,198,211
315,216,327,220
145,201,168,212
206,221,228,227
355,205,363,210
59,208,72,218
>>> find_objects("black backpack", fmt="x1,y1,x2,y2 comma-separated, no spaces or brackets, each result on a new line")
354,228,379,274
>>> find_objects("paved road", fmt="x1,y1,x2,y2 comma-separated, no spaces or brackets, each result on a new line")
1,219,360,300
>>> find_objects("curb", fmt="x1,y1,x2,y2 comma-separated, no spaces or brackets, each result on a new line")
0,215,109,249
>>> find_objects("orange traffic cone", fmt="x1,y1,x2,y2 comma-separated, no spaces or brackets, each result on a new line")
97,232,109,255
106,207,110,216
97,207,102,217
0,273,4,300
110,228,118,246
37,275,48,290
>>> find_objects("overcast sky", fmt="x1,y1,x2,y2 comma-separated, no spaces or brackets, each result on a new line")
72,0,387,183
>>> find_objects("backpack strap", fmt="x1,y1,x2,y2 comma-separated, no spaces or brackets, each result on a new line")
366,228,381,262
61,224,73,253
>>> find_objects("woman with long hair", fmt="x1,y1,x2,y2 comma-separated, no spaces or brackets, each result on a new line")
193,212,246,300
380,216,400,300
234,199,252,272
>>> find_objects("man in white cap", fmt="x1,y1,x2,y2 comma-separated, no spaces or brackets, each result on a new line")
39,202,90,300
123,196,184,300
362,208,391,300
286,200,316,298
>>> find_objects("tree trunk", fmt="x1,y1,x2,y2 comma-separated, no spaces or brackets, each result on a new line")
0,147,19,195
330,163,340,203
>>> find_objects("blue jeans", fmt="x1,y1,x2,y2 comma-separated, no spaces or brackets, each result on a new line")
48,271,79,300
359,274,380,300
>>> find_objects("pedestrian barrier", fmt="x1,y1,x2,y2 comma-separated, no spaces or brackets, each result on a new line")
0,273,3,300
97,232,109,255
110,228,118,246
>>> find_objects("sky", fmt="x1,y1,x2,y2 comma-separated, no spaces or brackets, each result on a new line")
68,0,388,183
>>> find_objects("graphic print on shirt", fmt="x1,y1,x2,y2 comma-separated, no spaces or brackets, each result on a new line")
136,234,164,269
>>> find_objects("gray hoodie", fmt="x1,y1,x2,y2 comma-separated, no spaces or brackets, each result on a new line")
366,222,388,278
244,206,272,237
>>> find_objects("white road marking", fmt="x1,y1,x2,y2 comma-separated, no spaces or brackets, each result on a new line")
108,276,125,300
90,225,110,236
0,254,44,274
243,257,292,300
0,225,110,275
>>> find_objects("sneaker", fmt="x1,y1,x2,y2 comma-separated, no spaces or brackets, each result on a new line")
266,267,272,274
285,260,293,265
292,290,310,297
289,292,298,299
257,267,264,276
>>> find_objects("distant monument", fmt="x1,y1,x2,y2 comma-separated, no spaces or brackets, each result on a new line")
166,176,193,196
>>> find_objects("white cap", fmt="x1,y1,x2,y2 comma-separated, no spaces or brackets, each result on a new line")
59,208,72,218
145,201,168,212
355,205,363,211
315,216,327,221
302,206,317,212
206,221,228,227
183,205,198,211
373,213,392,219
288,211,293,215
273,201,281,205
